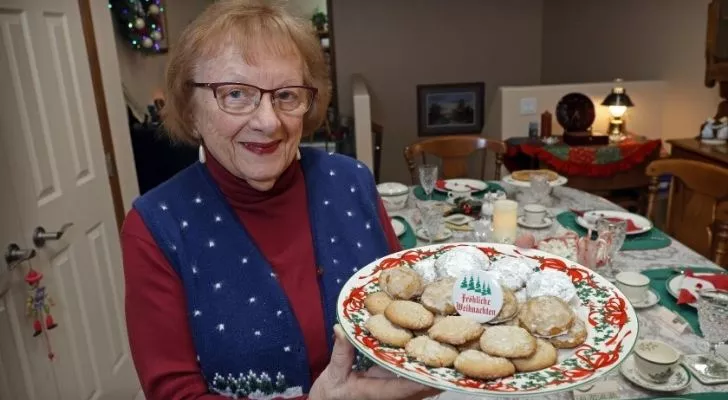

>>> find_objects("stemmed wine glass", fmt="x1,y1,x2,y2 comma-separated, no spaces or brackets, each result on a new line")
416,200,443,245
595,217,627,281
418,164,438,201
694,289,728,377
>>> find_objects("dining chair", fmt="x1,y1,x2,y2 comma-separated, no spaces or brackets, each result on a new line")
403,135,506,184
645,159,728,268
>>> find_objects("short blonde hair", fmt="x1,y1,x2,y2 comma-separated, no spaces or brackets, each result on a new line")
162,0,331,144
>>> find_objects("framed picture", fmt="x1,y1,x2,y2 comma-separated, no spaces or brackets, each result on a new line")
417,82,485,136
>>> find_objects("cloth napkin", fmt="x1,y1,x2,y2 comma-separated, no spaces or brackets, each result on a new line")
676,269,728,305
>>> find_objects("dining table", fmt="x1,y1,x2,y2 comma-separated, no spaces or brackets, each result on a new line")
385,182,728,400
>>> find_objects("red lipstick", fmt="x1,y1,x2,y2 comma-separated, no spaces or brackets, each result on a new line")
242,140,281,155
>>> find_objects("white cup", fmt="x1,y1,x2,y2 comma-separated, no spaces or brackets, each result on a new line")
615,271,650,302
633,339,681,383
523,204,547,225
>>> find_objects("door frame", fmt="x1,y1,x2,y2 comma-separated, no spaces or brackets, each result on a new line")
77,0,126,231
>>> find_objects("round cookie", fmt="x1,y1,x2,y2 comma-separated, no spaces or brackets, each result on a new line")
365,314,412,347
519,295,575,337
420,277,457,315
458,339,482,352
488,286,519,324
384,300,434,330
454,350,516,380
379,266,424,300
413,315,445,336
479,325,536,358
526,269,577,303
364,291,392,315
405,335,459,368
511,338,558,372
549,318,587,349
428,316,484,346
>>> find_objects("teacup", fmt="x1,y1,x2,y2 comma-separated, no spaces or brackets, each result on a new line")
523,204,547,225
633,339,681,383
615,271,650,303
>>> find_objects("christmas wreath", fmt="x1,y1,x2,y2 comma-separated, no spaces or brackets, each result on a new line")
108,0,167,53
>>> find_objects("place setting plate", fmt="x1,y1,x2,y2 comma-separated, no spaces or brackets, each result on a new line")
434,178,489,193
502,174,568,188
336,242,639,397
575,210,653,236
390,218,406,237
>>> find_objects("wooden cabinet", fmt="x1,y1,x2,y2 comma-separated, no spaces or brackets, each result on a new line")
668,139,728,169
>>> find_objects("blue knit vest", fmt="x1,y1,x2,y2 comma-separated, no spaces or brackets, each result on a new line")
133,148,390,398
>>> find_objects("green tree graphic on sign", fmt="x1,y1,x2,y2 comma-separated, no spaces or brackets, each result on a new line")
475,279,481,292
468,276,475,290
460,277,468,289
483,283,491,295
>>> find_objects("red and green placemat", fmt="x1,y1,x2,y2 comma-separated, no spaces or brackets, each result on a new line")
511,138,661,178
393,216,417,250
413,182,505,201
555,211,671,251
640,266,722,337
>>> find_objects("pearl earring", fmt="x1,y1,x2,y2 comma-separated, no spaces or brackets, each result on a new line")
296,149,301,160
199,144,206,163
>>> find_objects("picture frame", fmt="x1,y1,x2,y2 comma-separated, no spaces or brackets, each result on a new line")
416,82,485,136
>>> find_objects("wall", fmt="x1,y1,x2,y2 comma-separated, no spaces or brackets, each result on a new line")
541,0,719,146
115,0,211,116
498,80,668,142
332,0,544,183
285,0,327,18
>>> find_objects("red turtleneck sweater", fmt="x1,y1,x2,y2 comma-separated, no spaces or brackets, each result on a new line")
122,153,401,400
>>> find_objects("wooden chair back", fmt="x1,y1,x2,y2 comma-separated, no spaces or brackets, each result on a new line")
403,135,506,184
646,159,728,267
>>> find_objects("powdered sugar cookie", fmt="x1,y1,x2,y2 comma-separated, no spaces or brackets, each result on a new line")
364,291,392,315
511,338,558,372
428,316,484,346
519,295,575,337
454,350,516,380
549,318,587,349
420,277,457,315
365,314,412,347
379,266,424,300
412,257,437,284
479,325,536,358
526,269,577,303
434,246,490,279
487,257,537,290
384,300,434,330
405,336,459,368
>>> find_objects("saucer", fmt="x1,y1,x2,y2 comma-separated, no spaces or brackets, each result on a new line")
630,289,660,309
620,354,691,392
415,227,453,242
517,216,553,229
683,354,728,385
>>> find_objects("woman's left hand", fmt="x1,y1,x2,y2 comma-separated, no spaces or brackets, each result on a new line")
308,325,441,400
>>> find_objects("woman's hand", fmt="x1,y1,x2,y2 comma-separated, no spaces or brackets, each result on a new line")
309,325,441,400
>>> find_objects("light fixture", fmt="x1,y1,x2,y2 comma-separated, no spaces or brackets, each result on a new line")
601,79,634,142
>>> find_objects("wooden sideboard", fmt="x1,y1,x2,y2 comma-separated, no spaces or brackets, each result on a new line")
668,138,728,169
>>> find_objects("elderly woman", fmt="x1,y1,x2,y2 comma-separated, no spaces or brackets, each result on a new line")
121,1,437,399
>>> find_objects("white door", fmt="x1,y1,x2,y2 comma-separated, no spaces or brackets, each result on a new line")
0,0,140,399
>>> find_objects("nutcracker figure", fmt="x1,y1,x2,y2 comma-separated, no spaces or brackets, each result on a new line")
25,268,58,337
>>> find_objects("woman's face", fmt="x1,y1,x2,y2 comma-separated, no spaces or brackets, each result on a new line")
192,47,305,191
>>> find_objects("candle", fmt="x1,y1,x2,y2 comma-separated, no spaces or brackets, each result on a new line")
492,199,518,244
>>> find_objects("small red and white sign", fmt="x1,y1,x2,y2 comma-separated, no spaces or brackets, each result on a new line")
451,270,503,323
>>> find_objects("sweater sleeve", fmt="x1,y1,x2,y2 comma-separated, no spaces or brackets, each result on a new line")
122,209,229,400
376,197,402,253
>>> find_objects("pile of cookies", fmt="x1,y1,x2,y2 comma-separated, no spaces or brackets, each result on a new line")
363,249,587,381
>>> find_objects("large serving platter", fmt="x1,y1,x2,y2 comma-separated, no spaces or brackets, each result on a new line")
337,243,638,397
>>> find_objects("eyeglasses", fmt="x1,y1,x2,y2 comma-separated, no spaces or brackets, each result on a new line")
188,81,317,116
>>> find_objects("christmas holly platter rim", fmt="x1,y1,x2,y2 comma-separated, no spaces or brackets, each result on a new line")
336,242,639,397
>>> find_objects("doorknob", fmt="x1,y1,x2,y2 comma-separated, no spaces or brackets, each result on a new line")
33,223,74,247
5,243,36,270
